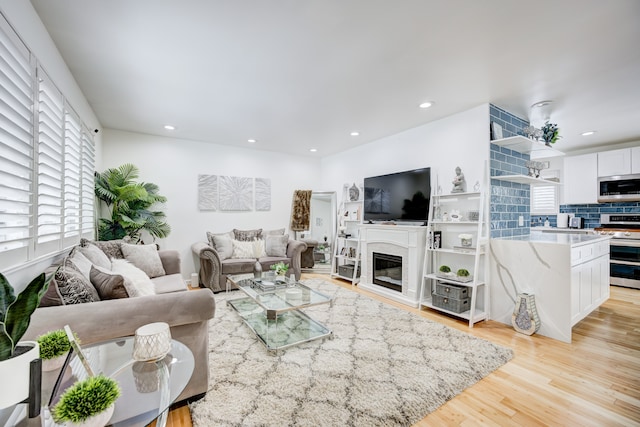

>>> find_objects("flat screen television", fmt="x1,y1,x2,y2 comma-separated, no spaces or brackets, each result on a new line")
363,167,431,223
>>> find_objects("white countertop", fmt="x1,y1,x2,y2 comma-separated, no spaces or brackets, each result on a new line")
531,226,594,234
493,233,610,246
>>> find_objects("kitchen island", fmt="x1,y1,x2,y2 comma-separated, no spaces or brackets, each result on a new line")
489,233,610,343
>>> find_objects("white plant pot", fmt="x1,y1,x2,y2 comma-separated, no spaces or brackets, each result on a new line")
0,341,39,409
66,403,115,427
41,352,68,372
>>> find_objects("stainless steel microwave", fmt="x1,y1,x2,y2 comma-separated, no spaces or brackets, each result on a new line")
598,173,640,202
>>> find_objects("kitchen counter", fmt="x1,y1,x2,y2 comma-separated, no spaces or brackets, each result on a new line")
489,234,610,343
531,226,594,235
496,232,610,246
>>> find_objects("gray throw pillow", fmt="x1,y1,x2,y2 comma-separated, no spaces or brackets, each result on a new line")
212,234,233,260
79,244,112,269
233,228,262,241
266,234,289,257
121,243,166,278
90,265,129,299
263,228,285,236
67,248,93,280
80,238,129,259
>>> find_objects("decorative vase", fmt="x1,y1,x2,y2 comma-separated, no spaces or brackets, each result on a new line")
511,293,541,335
66,403,115,427
0,341,39,409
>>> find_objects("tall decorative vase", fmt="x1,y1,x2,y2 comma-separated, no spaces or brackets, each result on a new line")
511,293,540,335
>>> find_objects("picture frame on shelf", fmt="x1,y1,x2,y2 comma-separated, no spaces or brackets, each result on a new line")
491,122,503,140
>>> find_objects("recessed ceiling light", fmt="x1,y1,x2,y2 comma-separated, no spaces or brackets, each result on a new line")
419,101,433,109
164,125,175,130
350,131,360,137
581,131,596,136
248,139,257,143
310,148,318,152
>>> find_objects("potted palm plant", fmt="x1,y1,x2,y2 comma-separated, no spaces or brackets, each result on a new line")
94,163,171,242
0,271,54,409
52,374,121,427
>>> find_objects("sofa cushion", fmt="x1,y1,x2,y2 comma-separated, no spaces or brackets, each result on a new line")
111,259,156,297
265,234,288,257
263,228,285,236
151,273,188,294
221,258,257,275
121,243,166,278
56,262,101,305
79,244,112,270
233,228,262,241
231,239,255,259
90,265,129,299
210,233,233,261
80,238,129,259
252,239,267,258
67,248,93,280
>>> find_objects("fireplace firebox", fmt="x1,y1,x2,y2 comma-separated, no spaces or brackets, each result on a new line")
372,252,402,292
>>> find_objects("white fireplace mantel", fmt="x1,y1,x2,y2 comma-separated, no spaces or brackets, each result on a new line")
359,224,427,307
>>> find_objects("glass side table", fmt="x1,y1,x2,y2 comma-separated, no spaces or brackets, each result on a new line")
24,337,193,427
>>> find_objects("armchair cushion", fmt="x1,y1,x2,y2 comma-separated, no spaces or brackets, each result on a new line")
121,242,166,278
265,234,288,257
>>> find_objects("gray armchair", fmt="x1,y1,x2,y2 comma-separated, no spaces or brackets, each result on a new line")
192,238,307,292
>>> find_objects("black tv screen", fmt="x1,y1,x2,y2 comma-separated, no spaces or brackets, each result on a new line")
363,167,431,223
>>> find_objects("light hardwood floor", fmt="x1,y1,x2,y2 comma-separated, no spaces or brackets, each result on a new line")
162,273,640,426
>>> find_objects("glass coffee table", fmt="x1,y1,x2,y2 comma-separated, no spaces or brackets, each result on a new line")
30,337,194,427
227,274,334,353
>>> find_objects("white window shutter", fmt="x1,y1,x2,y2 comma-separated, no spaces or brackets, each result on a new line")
531,170,559,215
0,16,34,268
81,129,95,239
63,108,82,244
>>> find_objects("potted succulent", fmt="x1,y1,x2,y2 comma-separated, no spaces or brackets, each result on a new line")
455,268,473,283
0,271,54,409
436,265,454,279
541,121,561,146
37,329,77,372
52,374,121,427
270,262,289,281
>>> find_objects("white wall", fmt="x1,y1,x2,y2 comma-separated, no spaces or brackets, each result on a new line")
320,104,490,196
101,129,322,276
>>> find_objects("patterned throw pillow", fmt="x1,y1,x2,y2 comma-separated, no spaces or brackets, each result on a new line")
253,239,267,258
233,228,262,242
121,243,166,278
80,238,129,260
265,234,289,257
231,240,256,259
56,262,100,305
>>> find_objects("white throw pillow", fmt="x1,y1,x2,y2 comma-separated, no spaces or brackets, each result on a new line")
68,249,93,280
253,239,267,258
111,259,155,297
79,244,111,270
231,240,256,259
121,243,166,278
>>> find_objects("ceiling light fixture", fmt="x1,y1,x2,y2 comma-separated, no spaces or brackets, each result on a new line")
581,131,596,136
419,101,433,109
531,100,553,108
247,139,256,143
163,125,175,130
310,148,318,152
350,131,360,137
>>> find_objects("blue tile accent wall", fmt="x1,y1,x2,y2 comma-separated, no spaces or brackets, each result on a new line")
490,105,530,238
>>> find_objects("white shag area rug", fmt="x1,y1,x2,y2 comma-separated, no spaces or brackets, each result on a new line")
189,278,513,427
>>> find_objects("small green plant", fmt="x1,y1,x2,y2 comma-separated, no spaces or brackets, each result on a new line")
52,375,121,423
541,121,561,144
457,268,470,277
439,265,451,273
270,262,289,276
37,329,78,360
1,271,55,361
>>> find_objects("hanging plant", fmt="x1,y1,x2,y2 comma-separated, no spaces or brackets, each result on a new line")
541,121,561,145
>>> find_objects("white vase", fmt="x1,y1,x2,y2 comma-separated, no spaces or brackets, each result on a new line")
41,352,68,372
0,341,39,408
511,293,541,335
66,403,115,427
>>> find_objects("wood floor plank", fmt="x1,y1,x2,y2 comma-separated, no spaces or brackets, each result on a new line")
167,274,640,426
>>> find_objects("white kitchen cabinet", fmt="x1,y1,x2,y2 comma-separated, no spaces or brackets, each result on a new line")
632,146,640,174
563,153,598,204
598,148,632,177
570,240,610,326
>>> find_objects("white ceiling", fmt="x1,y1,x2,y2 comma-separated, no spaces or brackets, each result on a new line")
30,0,640,157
